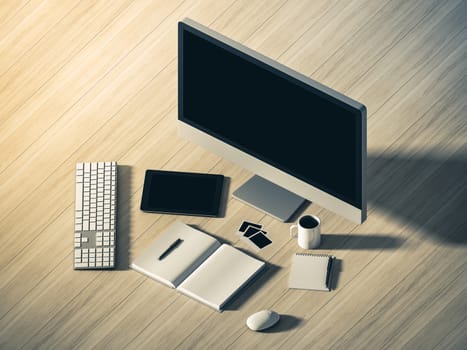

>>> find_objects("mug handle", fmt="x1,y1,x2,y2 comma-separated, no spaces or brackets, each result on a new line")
290,225,298,238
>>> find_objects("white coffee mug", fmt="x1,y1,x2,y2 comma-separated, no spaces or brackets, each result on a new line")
290,214,321,249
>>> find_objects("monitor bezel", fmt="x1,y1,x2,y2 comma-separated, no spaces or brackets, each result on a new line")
178,18,366,223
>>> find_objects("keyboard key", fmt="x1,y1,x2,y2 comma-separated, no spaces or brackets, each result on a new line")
74,263,89,268
75,183,83,210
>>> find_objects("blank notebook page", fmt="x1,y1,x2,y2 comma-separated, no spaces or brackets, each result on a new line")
289,253,332,291
177,244,265,310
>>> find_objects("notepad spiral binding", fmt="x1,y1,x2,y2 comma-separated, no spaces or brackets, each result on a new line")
295,253,335,259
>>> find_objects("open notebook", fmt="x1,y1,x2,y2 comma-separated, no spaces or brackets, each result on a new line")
131,221,265,311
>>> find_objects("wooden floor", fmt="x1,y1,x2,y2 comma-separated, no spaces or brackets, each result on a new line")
0,0,466,349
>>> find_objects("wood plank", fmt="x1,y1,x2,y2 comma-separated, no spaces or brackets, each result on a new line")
0,0,188,259
0,0,134,168
0,0,30,27
331,243,466,349
432,315,467,350
0,0,172,172
310,0,451,93
0,0,78,78
393,274,467,350
0,0,465,349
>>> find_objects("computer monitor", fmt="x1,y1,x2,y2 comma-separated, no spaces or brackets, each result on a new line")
178,18,367,224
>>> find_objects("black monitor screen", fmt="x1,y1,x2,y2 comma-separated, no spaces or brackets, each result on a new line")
179,23,363,208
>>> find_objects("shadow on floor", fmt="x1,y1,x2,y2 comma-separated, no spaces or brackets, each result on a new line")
115,165,132,270
367,151,466,244
320,234,405,250
262,314,304,333
223,262,280,311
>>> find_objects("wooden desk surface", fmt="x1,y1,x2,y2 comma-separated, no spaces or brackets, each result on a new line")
0,0,465,349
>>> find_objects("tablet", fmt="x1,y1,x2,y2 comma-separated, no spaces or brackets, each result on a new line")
140,170,224,216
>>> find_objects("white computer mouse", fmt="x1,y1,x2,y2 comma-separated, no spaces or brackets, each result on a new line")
246,310,280,331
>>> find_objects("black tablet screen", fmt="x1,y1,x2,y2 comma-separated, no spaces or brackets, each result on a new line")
140,170,224,216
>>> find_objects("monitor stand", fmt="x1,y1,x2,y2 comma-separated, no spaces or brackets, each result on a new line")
232,175,306,222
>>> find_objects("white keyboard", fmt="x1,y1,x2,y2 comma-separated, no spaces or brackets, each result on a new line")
74,162,117,269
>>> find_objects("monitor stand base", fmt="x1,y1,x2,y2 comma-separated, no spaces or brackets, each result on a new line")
232,175,306,222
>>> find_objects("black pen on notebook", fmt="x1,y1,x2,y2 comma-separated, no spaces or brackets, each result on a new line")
158,238,183,260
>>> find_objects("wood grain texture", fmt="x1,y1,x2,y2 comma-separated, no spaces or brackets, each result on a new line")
0,0,466,349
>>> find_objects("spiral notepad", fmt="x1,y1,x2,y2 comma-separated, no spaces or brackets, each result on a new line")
288,253,335,291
